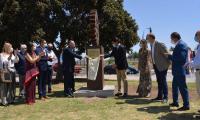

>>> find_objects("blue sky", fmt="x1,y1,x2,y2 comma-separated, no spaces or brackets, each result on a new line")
124,0,200,52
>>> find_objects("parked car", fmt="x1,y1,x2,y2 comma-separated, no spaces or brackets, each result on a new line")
104,65,116,74
127,66,139,74
104,65,139,75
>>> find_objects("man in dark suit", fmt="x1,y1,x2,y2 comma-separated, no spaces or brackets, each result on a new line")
105,37,128,97
166,32,190,111
35,39,49,100
146,33,170,103
62,40,82,97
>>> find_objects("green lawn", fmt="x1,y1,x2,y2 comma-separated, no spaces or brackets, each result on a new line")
0,81,200,120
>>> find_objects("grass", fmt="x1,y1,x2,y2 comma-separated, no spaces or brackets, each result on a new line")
0,80,200,120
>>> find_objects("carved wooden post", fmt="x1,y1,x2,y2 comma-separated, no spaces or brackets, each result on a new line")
87,8,104,90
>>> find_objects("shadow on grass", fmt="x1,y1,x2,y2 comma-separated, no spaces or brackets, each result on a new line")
158,113,199,120
48,90,65,98
115,95,154,105
137,106,171,114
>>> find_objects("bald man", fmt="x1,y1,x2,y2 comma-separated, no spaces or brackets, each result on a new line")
62,40,82,97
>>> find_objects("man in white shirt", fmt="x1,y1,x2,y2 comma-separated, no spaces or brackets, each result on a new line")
47,43,57,93
186,30,200,113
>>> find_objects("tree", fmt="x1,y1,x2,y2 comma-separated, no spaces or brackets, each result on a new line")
0,0,139,81
0,0,138,51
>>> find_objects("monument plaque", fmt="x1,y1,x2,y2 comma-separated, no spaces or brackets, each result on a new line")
87,48,100,81
87,47,104,90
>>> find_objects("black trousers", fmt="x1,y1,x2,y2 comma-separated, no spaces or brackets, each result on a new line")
153,65,168,99
63,70,75,93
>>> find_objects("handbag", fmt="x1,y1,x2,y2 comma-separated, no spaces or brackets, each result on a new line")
0,70,12,83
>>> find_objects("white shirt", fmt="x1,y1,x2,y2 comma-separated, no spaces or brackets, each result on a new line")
189,44,200,69
151,41,156,64
47,50,57,66
0,53,19,72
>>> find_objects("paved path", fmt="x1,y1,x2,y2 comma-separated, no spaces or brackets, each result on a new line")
74,70,196,83
16,71,196,83
104,72,196,83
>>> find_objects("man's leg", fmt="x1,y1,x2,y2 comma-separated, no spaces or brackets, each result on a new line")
195,71,200,112
115,69,122,96
122,70,128,96
154,65,163,99
42,71,47,97
178,76,190,108
172,76,179,105
117,69,121,92
18,75,23,96
161,69,168,100
38,72,43,98
71,73,75,92
47,67,53,93
63,71,68,94
67,72,74,96
195,71,200,96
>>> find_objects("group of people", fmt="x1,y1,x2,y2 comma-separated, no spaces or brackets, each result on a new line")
0,39,88,106
0,40,57,105
0,30,200,113
107,31,200,112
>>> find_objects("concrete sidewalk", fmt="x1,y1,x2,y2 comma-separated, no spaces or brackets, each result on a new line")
15,71,196,83
74,71,196,83
104,73,196,83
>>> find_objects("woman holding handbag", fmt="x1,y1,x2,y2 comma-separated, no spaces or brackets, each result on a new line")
24,42,45,105
0,42,19,106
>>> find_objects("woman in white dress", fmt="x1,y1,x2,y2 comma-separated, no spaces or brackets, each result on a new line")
0,42,19,106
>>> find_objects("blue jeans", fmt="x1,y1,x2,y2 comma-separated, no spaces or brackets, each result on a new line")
172,75,190,107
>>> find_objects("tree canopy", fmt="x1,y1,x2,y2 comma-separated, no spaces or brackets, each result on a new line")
0,0,139,53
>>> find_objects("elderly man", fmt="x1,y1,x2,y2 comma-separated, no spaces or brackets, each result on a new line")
62,40,82,97
47,43,57,93
15,44,27,98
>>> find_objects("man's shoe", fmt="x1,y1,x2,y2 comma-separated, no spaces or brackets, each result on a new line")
39,97,45,101
48,89,52,93
122,93,128,97
162,99,168,103
151,97,163,101
169,103,179,107
72,89,76,92
177,106,190,111
68,90,74,97
44,96,50,99
115,92,122,96
64,93,70,97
